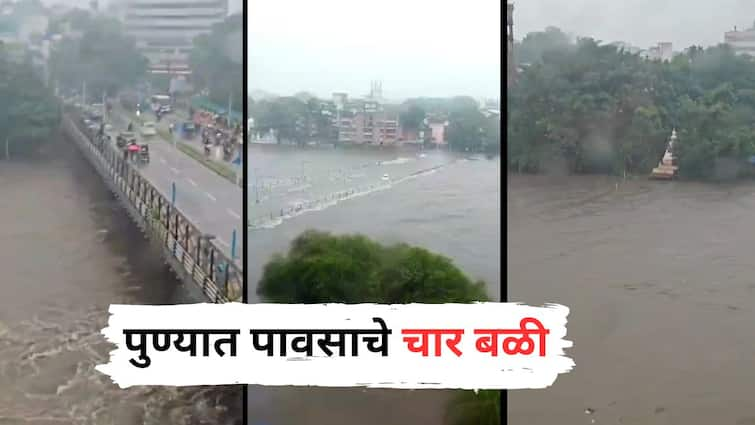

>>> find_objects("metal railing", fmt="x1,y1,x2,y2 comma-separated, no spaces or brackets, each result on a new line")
62,108,242,303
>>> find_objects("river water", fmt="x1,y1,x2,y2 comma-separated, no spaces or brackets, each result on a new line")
0,137,241,425
508,174,755,425
248,144,500,424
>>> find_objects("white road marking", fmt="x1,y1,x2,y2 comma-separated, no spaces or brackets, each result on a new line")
159,157,167,164
226,209,241,219
205,192,217,202
187,178,198,187
170,167,180,174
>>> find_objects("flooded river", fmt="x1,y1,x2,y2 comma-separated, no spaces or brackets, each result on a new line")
248,145,500,424
0,137,241,425
508,174,755,425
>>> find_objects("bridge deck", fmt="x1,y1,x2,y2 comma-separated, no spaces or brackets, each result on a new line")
107,106,244,261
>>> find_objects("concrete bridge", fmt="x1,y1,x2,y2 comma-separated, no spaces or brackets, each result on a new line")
61,105,243,302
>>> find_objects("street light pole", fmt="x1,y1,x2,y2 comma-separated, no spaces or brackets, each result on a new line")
230,229,237,260
228,92,232,128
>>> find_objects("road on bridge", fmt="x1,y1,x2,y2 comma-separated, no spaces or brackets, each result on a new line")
106,105,244,263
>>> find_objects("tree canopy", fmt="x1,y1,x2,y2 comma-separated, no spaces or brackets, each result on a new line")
48,10,147,99
509,32,755,179
445,390,501,425
514,26,573,65
257,230,489,304
257,230,494,422
0,48,59,157
189,13,242,105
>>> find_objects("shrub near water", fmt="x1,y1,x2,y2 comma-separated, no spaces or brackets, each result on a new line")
257,230,489,303
257,230,498,424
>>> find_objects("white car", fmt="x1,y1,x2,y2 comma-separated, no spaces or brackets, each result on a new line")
140,122,157,137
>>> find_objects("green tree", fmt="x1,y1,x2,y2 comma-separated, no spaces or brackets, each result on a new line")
514,26,573,65
445,390,501,425
0,49,59,158
258,230,489,304
258,231,493,423
507,32,755,179
446,96,487,152
399,103,426,131
48,11,147,98
189,13,242,105
252,97,310,144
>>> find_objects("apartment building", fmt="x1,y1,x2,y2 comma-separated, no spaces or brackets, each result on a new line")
121,0,228,74
725,25,755,56
641,42,673,61
335,99,399,145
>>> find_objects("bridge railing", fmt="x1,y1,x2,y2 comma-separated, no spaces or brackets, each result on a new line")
63,106,242,303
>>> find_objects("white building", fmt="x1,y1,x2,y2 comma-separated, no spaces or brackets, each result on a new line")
609,41,642,55
640,42,673,61
724,25,755,56
120,0,229,75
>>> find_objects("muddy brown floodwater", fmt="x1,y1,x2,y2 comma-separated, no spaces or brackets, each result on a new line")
508,173,755,425
0,137,241,425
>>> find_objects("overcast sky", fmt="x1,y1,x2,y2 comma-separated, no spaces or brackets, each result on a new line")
248,0,500,100
515,0,755,50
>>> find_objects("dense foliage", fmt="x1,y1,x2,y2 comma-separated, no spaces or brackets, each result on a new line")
0,48,59,157
189,13,243,106
48,11,147,98
446,390,501,425
509,29,755,179
258,230,496,423
257,230,489,303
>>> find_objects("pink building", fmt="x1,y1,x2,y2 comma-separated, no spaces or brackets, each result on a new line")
428,122,447,145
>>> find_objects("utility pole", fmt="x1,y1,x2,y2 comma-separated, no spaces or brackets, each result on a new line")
228,92,233,128
507,3,516,87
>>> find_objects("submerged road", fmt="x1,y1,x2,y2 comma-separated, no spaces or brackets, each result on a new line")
106,106,244,262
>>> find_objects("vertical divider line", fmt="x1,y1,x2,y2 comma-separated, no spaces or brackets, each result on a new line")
241,0,250,423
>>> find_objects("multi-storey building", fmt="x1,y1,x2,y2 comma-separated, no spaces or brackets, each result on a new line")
725,25,755,56
120,0,228,74
641,42,673,61
335,98,399,145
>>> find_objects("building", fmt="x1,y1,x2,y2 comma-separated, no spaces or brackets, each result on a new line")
640,42,673,61
121,0,229,75
507,3,514,84
335,99,399,145
428,121,447,146
609,41,642,55
724,25,755,56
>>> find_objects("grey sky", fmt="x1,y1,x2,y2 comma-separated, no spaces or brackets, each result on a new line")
514,0,755,50
248,0,501,100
